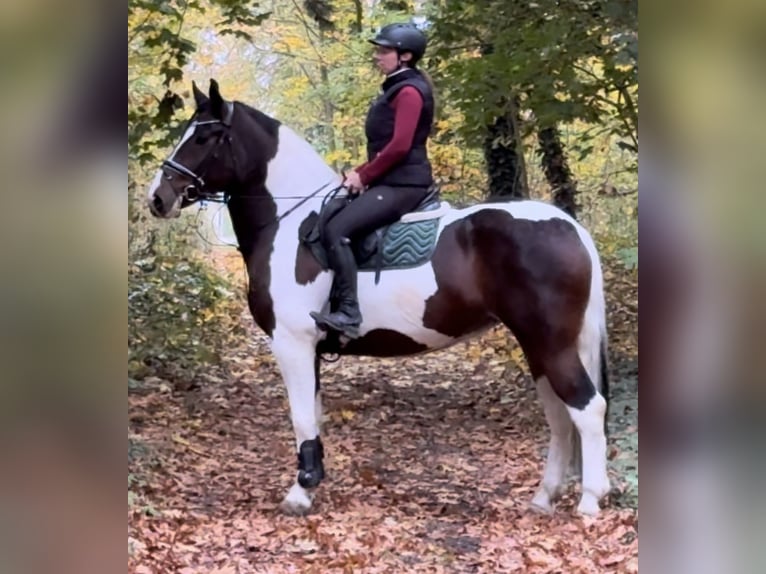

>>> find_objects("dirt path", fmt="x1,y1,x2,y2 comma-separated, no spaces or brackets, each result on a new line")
129,252,638,573
130,339,637,572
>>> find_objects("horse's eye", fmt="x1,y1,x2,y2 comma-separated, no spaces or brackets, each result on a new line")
195,135,210,144
163,172,173,181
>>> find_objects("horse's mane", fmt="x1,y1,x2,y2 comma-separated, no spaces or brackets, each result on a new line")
235,101,281,141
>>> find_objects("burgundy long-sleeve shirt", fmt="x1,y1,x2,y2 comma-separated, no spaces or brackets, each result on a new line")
356,86,424,187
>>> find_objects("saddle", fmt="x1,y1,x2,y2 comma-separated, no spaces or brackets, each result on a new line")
299,185,449,284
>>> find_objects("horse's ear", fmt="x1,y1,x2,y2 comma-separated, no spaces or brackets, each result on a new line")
209,79,224,119
192,81,207,109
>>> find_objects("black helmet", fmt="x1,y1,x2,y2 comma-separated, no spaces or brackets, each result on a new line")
369,23,427,64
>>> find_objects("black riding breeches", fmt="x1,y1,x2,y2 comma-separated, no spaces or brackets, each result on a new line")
322,185,430,246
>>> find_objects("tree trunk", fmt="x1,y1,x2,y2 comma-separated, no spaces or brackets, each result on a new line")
351,0,362,33
483,97,528,199
537,126,578,218
319,63,336,160
318,28,337,169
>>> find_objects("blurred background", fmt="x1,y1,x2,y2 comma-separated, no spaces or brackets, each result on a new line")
641,0,766,571
0,0,124,572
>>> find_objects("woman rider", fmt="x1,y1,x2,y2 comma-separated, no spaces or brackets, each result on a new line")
310,23,435,338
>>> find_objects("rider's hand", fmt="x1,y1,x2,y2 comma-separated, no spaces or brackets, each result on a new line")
343,170,365,194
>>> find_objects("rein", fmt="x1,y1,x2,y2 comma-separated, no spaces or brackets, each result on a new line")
203,180,344,231
193,180,345,251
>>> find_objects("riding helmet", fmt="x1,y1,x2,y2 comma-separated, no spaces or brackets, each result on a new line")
369,23,427,64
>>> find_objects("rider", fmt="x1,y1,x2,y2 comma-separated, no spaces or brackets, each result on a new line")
310,22,436,338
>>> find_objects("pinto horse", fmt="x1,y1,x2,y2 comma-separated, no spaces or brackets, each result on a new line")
147,80,611,516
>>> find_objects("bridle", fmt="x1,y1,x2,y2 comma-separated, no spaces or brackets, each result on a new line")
158,107,344,229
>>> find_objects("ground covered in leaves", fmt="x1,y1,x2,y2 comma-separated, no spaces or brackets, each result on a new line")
129,255,637,573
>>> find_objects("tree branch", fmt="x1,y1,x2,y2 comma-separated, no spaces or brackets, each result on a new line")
289,0,327,65
128,12,154,45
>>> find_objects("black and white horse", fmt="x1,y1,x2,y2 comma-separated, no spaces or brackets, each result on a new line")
147,80,611,516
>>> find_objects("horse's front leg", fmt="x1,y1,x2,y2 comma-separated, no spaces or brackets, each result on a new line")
271,332,324,515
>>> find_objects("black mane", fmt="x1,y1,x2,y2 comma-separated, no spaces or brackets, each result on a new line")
236,102,281,140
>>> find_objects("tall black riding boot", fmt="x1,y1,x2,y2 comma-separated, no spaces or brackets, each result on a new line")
310,238,363,338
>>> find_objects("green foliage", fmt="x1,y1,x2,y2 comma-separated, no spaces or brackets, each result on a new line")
129,483,161,517
428,0,638,161
128,0,271,163
617,246,638,270
607,376,639,508
129,250,245,380
128,166,246,382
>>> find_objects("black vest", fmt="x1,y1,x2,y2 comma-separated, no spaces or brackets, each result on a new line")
364,68,434,187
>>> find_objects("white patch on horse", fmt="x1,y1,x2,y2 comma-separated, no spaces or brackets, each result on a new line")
147,170,163,200
265,126,339,216
271,334,322,448
280,481,313,515
530,376,574,513
356,263,455,347
567,393,610,515
266,125,340,328
574,227,606,394
257,125,341,515
147,122,198,199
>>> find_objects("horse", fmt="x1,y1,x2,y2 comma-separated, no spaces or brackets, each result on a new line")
147,79,611,517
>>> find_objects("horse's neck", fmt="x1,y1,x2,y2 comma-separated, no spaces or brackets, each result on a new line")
225,192,275,262
226,125,337,276
265,126,338,218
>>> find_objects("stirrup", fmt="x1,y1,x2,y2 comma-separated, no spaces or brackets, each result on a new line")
310,311,361,339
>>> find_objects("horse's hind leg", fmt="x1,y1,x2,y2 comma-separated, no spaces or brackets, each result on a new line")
529,374,574,513
543,347,609,515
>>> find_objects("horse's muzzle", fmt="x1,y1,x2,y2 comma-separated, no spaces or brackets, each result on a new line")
148,189,182,218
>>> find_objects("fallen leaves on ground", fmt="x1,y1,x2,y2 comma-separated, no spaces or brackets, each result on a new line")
128,254,637,573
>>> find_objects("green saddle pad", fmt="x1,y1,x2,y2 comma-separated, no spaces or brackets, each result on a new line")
357,217,441,272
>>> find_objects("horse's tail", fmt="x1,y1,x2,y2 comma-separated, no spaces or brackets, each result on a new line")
570,224,609,476
575,225,608,405
600,332,610,430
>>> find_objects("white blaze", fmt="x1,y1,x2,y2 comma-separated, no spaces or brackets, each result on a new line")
147,122,199,199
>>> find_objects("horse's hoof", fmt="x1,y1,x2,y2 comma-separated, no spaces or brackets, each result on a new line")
280,498,312,516
280,483,313,516
529,491,554,515
576,496,601,516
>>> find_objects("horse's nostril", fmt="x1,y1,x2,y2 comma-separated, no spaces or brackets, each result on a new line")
148,194,164,216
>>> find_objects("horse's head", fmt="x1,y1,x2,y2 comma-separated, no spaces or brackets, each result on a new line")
147,79,239,218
